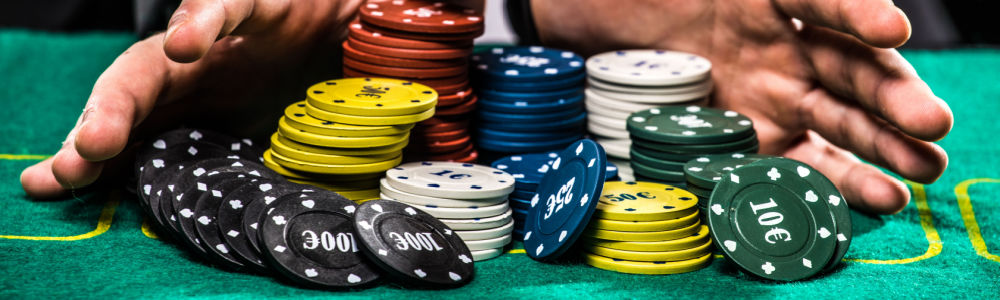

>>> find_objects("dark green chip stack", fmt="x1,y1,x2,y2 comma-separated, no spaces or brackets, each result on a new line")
682,153,773,218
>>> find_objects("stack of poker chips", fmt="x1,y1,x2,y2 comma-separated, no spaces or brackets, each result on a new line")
378,161,517,261
263,78,438,203
683,153,772,218
581,181,713,275
583,49,714,164
490,152,618,241
347,1,485,162
625,106,759,186
470,46,587,158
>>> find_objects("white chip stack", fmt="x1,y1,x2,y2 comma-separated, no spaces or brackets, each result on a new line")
379,161,516,261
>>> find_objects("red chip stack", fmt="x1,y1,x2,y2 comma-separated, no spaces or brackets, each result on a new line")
345,0,484,163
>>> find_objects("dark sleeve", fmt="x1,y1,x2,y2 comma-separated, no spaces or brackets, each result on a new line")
505,0,541,45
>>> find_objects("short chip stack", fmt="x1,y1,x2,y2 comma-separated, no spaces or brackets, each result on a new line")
347,1,484,162
490,151,618,241
581,181,713,275
379,161,517,261
471,46,587,156
683,153,772,218
264,78,437,203
583,49,714,160
625,106,759,186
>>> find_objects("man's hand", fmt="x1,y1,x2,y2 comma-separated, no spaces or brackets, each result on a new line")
20,0,364,199
532,0,952,214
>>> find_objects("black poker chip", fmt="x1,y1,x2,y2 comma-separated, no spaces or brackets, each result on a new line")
214,179,291,274
353,199,475,287
258,190,381,288
193,176,260,270
239,182,323,258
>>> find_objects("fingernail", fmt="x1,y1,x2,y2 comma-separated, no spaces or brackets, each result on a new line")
165,11,188,41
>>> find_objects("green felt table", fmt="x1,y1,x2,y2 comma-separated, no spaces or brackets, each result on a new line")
2,30,999,298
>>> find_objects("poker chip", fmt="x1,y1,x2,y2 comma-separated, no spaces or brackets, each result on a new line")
589,85,710,104
464,234,513,251
271,133,409,157
586,50,712,86
594,137,630,159
683,153,771,189
627,106,754,144
193,177,259,270
477,72,586,93
594,181,697,221
454,220,515,241
471,46,584,82
588,208,700,232
438,209,513,231
478,93,584,114
586,224,711,252
305,78,437,117
587,76,713,95
385,162,515,199
343,41,468,69
354,200,475,287
347,38,472,60
470,248,504,262
347,21,472,50
214,179,296,274
282,101,414,137
588,238,712,262
343,57,468,79
359,1,484,34
305,101,435,126
391,200,511,219
584,252,713,275
586,220,702,242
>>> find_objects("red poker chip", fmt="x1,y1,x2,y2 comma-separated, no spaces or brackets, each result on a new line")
361,21,484,41
349,21,472,50
411,128,468,143
342,67,468,86
415,118,470,133
435,95,477,116
348,38,471,60
342,40,467,69
359,1,484,34
343,56,467,79
426,143,477,161
424,80,469,95
418,135,471,154
435,87,474,106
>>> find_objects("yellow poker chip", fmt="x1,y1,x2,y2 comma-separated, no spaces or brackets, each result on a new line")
585,225,711,252
305,101,435,126
272,133,408,156
585,219,702,242
270,131,401,165
306,78,437,117
268,149,401,175
278,117,409,148
586,238,712,262
263,149,355,180
588,209,699,232
329,188,381,201
584,252,713,275
595,181,698,221
283,101,414,136
287,177,381,190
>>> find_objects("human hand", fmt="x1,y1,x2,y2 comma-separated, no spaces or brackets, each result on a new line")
531,0,952,214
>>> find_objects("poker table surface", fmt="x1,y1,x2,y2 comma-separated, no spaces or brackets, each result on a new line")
2,30,999,299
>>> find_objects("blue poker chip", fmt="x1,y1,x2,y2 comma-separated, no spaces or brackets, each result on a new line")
509,198,531,211
523,139,608,261
479,111,586,132
477,106,585,123
471,46,585,82
478,93,584,114
477,127,585,143
511,189,536,200
477,134,582,153
478,87,582,103
474,72,586,92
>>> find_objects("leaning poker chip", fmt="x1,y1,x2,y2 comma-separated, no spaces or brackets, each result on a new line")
343,41,468,69
378,178,509,208
463,234,512,251
587,239,712,262
140,143,240,228
343,57,468,79
586,219,702,242
586,224,711,252
258,188,380,288
271,133,409,157
239,182,321,256
359,1,484,34
588,208,700,232
455,220,515,241
347,21,472,50
282,101,414,137
683,153,772,189
134,128,262,176
438,209,513,231
277,118,410,149
305,101,435,126
347,38,472,60
214,179,289,273
267,149,402,175
192,177,257,270
584,252,712,275
586,50,712,86
471,46,584,82
594,181,698,221
626,106,755,144
707,163,838,281
587,76,714,95
385,161,516,200
354,200,475,287
523,139,608,261
305,78,437,117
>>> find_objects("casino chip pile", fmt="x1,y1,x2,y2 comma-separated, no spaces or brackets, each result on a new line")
707,157,852,281
264,78,438,203
581,181,713,275
379,161,517,261
347,1,484,162
683,153,772,218
135,129,476,289
626,106,759,186
470,46,587,156
583,50,714,160
490,152,618,241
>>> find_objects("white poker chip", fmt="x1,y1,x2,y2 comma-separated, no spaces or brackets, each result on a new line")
607,157,635,181
438,209,513,230
586,49,712,86
385,162,516,199
387,198,511,219
584,96,633,120
455,220,515,241
470,247,504,261
594,137,631,159
378,178,508,208
590,86,711,104
588,113,626,130
587,121,629,139
587,76,714,95
585,88,666,112
463,233,512,251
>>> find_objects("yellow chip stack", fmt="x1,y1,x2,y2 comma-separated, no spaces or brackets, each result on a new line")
581,181,713,275
264,78,437,203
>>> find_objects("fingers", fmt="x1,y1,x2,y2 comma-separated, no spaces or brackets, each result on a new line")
163,0,290,62
782,131,912,214
797,88,948,184
801,26,953,141
771,0,911,48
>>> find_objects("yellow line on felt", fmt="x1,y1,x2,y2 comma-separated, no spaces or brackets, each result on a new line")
847,182,942,264
954,178,1000,263
0,154,51,160
141,218,159,239
0,197,120,241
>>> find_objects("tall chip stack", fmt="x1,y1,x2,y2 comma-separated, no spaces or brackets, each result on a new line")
682,153,771,218
625,106,759,186
581,181,713,275
348,1,484,163
378,161,516,261
470,46,587,160
583,50,715,180
263,78,437,203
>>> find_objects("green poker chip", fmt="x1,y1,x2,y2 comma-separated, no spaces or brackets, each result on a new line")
626,106,754,144
746,157,852,272
629,148,686,171
684,183,713,199
683,153,773,189
707,160,839,281
631,161,686,182
632,141,760,163
630,132,759,154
